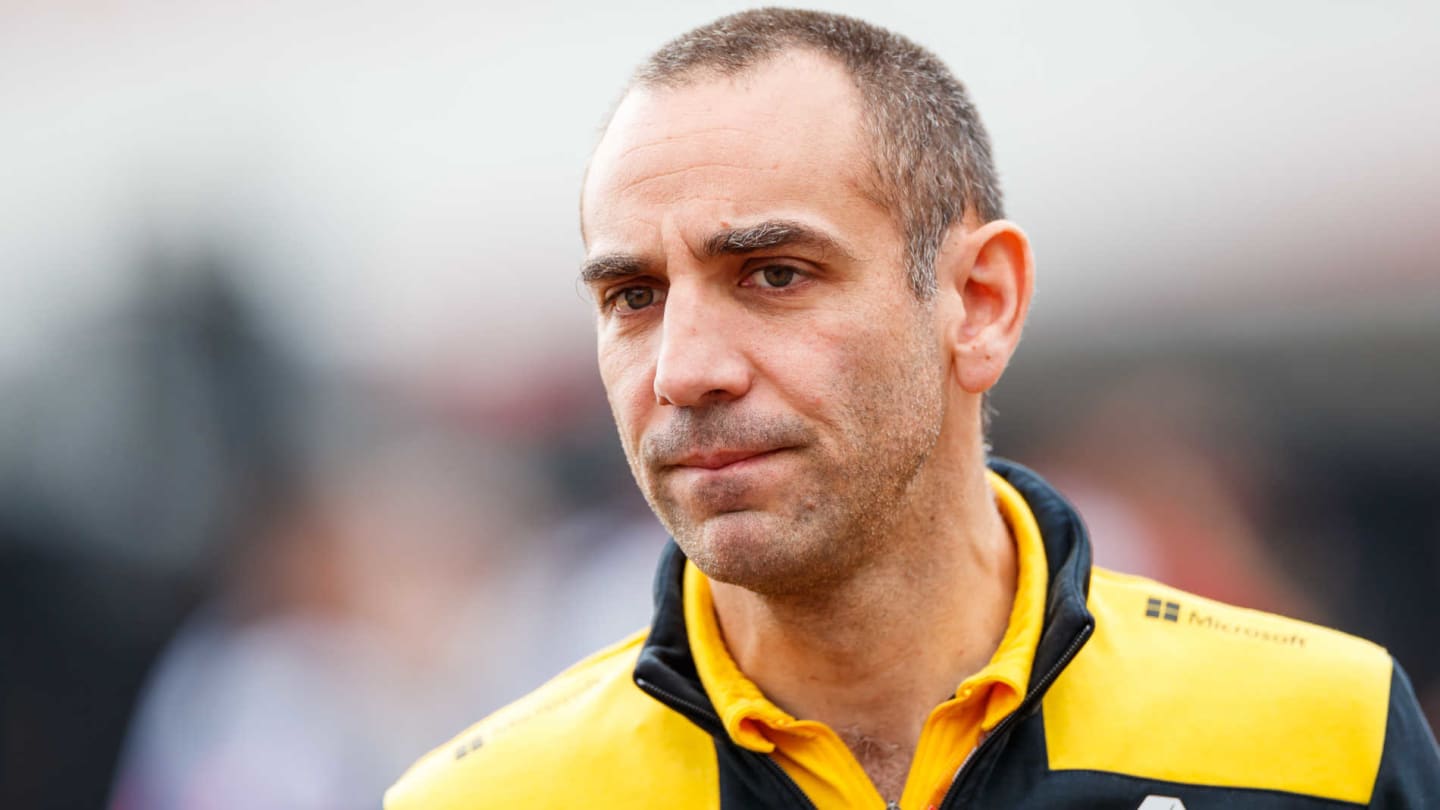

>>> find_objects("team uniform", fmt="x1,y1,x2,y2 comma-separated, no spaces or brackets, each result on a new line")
385,460,1440,809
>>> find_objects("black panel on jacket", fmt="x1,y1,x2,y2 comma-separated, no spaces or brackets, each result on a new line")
1370,663,1440,808
715,742,814,810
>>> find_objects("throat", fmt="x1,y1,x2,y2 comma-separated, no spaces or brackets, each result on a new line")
836,725,913,803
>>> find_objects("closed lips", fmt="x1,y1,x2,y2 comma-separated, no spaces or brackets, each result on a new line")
671,448,785,470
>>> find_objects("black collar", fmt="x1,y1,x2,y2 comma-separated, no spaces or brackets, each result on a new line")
632,457,1096,735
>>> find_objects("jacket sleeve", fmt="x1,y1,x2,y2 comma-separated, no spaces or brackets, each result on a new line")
1369,660,1440,808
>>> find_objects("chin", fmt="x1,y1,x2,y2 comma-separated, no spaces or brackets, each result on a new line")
677,510,836,595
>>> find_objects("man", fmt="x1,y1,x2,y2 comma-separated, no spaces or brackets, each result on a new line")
387,8,1440,808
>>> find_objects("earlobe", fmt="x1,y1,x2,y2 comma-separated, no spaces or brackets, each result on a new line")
941,220,1034,394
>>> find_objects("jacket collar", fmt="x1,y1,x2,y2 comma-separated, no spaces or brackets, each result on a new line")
632,457,1096,734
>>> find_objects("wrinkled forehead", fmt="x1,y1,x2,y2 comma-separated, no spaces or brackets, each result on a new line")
580,50,878,245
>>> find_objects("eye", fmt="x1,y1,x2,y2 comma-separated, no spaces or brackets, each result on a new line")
609,285,666,313
749,265,799,289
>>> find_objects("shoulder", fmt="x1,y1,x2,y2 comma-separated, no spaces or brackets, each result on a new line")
384,629,719,810
1083,566,1393,688
1044,568,1394,804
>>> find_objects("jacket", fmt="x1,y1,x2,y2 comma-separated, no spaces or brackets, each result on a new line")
385,459,1440,808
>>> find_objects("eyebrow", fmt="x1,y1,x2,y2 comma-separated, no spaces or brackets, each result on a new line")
578,219,856,286
579,253,648,285
703,219,856,261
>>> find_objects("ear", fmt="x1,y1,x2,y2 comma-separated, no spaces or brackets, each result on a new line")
934,219,1034,394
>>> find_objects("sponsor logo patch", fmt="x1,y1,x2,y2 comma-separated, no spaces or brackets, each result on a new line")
1144,596,1307,648
1144,597,1180,622
453,734,485,760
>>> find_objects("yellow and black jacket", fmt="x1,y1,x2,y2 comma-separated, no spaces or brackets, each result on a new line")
386,459,1440,809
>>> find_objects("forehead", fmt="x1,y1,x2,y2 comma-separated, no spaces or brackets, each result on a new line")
582,51,880,249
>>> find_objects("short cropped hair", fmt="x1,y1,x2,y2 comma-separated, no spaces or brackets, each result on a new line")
633,7,1004,298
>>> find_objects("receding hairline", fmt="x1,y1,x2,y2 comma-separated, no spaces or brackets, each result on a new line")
633,41,853,90
581,46,885,245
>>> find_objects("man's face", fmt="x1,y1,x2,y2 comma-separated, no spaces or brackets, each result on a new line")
581,51,949,595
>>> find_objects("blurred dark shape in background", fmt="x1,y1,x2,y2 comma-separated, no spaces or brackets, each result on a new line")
1,253,296,809
0,250,659,808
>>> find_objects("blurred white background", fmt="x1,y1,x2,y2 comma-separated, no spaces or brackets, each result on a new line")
5,0,1436,379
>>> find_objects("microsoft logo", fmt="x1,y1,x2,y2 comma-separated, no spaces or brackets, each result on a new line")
453,734,485,760
1145,597,1180,623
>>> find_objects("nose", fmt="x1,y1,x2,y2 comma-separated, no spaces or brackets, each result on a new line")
652,283,753,407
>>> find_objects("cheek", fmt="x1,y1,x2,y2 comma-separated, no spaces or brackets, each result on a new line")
598,337,657,436
755,316,872,415
778,305,933,421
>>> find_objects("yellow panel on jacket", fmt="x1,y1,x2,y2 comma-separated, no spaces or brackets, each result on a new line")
1044,568,1393,804
384,629,720,810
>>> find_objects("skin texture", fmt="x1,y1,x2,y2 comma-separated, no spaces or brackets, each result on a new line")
581,49,1035,803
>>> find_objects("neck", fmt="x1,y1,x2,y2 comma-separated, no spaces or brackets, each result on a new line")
708,447,1018,788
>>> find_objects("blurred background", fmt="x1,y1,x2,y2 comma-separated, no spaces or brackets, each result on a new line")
1,0,1437,806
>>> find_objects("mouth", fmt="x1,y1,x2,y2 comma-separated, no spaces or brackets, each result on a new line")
667,447,789,472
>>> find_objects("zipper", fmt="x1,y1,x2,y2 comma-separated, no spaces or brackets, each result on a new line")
635,676,818,809
634,676,721,729
936,620,1094,810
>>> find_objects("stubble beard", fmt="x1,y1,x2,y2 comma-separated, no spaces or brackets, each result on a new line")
618,326,946,599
